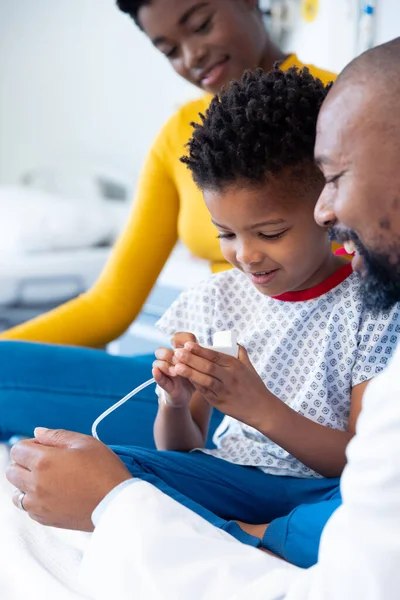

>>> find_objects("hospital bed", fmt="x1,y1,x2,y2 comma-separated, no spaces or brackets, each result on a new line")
0,192,209,354
0,176,209,346
0,176,124,333
0,246,111,331
0,244,209,353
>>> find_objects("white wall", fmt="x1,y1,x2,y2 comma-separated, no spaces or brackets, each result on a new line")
286,0,359,73
0,0,198,188
287,0,400,74
375,0,400,44
0,0,399,191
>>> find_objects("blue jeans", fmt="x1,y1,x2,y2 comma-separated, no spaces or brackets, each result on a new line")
0,340,341,567
0,341,223,446
114,445,341,568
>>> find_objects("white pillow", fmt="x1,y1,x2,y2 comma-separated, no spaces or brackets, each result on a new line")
0,186,122,255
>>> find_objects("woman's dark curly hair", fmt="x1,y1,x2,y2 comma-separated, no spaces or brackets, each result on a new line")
116,1,262,25
182,66,333,191
116,0,149,25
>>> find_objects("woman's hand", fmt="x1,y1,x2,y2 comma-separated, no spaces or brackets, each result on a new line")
152,332,197,408
171,342,279,429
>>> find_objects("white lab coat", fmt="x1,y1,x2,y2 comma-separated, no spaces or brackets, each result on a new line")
80,346,400,600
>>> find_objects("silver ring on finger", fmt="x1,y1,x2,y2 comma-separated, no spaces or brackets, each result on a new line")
17,490,27,512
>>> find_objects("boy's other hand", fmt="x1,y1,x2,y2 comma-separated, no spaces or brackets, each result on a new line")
153,332,197,407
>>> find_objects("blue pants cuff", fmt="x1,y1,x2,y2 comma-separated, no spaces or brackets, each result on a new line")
222,522,261,548
262,514,289,559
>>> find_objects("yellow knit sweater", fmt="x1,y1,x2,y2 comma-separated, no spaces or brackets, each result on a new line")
1,55,336,347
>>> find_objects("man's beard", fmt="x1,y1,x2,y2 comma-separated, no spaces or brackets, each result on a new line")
329,227,400,313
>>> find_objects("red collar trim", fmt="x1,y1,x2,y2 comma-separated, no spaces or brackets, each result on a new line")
272,263,353,302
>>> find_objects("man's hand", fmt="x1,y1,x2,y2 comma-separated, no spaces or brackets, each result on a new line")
172,342,279,429
6,428,132,531
153,332,197,407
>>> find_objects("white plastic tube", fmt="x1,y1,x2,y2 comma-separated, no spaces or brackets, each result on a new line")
91,331,238,441
92,378,156,441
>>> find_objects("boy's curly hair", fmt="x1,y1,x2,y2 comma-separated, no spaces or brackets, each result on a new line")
182,66,333,191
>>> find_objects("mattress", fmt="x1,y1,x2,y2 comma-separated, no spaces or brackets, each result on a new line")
0,247,111,330
0,243,210,341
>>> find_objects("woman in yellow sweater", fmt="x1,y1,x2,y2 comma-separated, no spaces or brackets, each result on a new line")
0,0,337,446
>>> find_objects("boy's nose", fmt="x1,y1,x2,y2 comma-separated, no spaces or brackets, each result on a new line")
236,244,264,267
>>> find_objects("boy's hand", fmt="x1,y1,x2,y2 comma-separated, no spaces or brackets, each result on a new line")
172,342,278,428
152,332,197,407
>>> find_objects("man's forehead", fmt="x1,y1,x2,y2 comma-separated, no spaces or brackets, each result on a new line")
315,82,369,159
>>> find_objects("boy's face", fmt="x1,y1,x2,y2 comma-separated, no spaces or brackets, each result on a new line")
204,172,333,297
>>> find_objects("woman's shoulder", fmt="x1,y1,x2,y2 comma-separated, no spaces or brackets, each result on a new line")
149,95,212,163
154,95,212,148
173,95,213,123
283,53,337,85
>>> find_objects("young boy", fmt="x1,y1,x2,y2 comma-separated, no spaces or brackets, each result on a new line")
113,67,400,568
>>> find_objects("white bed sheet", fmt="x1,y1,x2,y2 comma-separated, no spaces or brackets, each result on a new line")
0,445,90,600
0,185,127,255
0,444,296,600
0,242,209,309
0,247,111,307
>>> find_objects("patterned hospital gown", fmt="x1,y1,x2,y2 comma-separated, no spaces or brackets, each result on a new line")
157,267,400,478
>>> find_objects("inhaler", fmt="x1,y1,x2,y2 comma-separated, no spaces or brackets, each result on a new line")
92,331,238,441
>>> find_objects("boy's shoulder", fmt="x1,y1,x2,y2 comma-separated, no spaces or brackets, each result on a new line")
327,271,400,339
180,267,400,324
157,269,251,343
168,268,257,317
186,268,252,296
327,270,362,304
332,270,400,312
184,268,362,311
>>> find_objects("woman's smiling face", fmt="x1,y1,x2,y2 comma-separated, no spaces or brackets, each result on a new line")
138,0,269,94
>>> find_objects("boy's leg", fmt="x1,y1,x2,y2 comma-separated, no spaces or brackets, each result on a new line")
112,445,340,544
262,487,342,568
0,341,223,447
113,446,341,566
